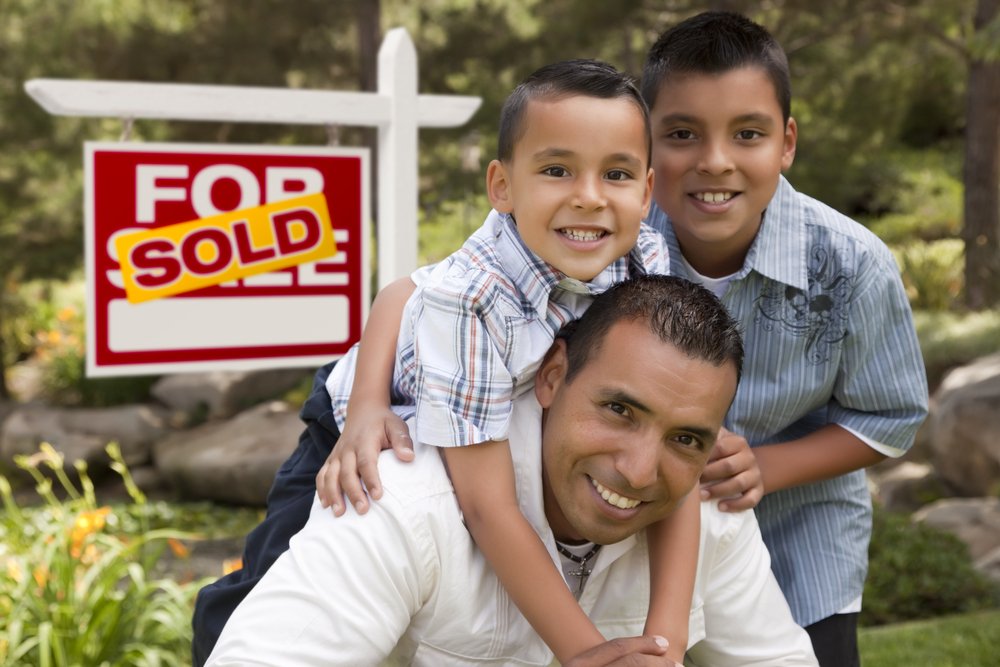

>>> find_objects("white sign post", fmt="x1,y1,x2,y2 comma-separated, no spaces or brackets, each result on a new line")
25,28,481,376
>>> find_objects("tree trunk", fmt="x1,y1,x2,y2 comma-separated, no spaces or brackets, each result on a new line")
963,0,1000,310
0,301,10,400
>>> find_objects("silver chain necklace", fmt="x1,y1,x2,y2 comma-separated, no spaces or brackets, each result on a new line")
555,543,602,594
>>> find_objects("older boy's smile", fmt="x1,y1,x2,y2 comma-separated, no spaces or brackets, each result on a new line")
487,95,654,282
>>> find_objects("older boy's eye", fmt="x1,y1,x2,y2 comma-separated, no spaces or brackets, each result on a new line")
605,169,632,181
736,129,763,140
666,129,695,140
542,166,568,177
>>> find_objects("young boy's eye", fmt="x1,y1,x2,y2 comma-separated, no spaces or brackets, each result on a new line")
605,169,632,182
542,166,568,177
736,129,763,141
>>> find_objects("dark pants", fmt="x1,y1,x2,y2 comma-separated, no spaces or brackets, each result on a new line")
191,361,341,667
805,612,860,667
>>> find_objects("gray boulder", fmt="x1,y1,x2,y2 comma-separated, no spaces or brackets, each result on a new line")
927,352,1000,496
151,368,310,421
0,403,171,471
153,400,303,505
912,497,1000,563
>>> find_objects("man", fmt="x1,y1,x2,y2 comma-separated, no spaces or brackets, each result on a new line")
206,275,818,667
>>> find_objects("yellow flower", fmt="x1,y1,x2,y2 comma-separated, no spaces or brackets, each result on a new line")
33,564,49,589
167,538,190,559
57,306,78,322
5,558,23,583
69,506,112,557
222,557,243,575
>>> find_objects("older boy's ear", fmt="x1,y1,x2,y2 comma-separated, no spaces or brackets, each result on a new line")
486,159,515,213
535,339,569,408
781,117,798,171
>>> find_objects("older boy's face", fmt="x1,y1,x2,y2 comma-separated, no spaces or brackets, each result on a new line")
487,96,653,282
649,66,797,277
534,319,737,546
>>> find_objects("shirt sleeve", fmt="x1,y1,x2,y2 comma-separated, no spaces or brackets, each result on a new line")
206,493,432,666
411,274,516,447
687,504,819,667
827,251,929,456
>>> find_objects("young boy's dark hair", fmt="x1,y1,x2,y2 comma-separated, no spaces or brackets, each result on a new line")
641,10,792,123
498,58,652,164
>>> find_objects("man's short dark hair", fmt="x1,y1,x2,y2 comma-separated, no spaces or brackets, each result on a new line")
558,274,744,384
498,59,651,165
641,11,791,123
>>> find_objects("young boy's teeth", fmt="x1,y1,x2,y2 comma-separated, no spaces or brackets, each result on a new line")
694,192,733,203
590,478,640,510
561,228,604,242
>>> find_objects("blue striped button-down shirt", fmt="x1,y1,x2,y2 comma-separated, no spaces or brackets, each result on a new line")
647,176,929,626
327,209,669,446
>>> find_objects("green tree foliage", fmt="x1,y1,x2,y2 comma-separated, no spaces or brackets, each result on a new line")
1,0,994,395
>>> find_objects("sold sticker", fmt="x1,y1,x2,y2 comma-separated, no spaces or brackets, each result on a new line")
115,192,336,303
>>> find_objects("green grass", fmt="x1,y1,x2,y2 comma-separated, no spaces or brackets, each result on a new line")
859,610,1000,666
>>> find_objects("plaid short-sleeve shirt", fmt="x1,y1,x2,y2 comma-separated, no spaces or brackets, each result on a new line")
326,209,669,446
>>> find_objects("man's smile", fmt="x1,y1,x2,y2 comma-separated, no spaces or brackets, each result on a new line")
589,476,641,510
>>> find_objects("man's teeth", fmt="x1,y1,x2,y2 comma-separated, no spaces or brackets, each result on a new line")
693,191,734,203
561,228,605,242
590,478,640,510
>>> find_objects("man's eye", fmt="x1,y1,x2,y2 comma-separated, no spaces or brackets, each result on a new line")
542,166,568,177
606,402,629,416
673,434,701,449
605,169,632,181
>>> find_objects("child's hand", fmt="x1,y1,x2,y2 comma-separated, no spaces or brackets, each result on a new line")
562,636,678,667
316,408,414,516
699,427,763,511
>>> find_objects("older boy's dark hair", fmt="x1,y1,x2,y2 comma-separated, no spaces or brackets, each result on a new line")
557,274,744,384
641,11,791,123
498,59,651,165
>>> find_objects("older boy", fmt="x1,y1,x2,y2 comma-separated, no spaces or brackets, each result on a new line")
640,11,929,666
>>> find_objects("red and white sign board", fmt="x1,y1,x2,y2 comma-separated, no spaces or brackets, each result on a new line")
84,142,370,376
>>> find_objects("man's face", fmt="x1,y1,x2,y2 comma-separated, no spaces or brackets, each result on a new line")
649,66,797,277
487,95,653,282
535,319,738,545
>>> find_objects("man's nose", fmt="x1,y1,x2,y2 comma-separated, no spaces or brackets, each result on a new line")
572,173,607,210
696,138,735,175
614,436,660,490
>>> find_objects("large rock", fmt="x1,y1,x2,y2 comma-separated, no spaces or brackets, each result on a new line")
0,403,171,471
912,497,1000,562
151,368,310,420
868,461,953,514
153,400,303,505
927,352,1000,496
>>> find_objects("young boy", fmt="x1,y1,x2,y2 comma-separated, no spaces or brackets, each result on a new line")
639,11,929,667
193,59,701,666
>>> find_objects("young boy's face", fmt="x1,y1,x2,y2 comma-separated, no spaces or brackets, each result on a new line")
649,66,797,276
487,95,653,282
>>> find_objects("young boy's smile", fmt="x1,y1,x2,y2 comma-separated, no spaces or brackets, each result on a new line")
487,95,653,282
650,66,797,277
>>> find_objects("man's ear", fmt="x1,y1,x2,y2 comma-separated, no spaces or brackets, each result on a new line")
781,117,798,172
486,159,515,213
535,339,568,408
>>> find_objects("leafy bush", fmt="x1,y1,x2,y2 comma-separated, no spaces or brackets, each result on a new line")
913,308,1000,390
0,443,208,666
863,508,1000,627
891,239,964,311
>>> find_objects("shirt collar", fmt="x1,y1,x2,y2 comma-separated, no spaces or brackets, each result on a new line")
648,176,807,291
490,210,641,314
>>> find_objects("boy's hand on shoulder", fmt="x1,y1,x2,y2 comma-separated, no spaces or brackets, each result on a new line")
316,408,414,516
563,636,679,667
699,427,763,512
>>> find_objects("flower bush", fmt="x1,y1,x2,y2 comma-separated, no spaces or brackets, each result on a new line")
0,443,208,666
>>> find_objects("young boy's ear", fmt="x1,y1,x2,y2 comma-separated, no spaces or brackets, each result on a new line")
781,117,798,172
486,159,515,213
642,167,655,218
